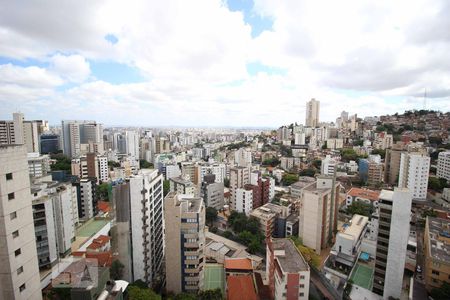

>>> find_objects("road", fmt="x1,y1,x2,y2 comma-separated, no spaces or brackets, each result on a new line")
413,227,428,300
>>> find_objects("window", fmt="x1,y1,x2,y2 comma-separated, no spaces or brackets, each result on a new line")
17,266,23,275
8,192,15,200
19,283,26,292
300,275,305,279
14,248,21,257
6,173,13,180
299,293,304,297
432,270,440,276
10,211,17,220
299,284,305,288
12,230,19,238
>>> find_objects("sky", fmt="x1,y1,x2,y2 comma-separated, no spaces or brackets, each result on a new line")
0,0,449,127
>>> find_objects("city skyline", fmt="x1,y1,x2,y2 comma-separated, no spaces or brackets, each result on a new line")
1,0,450,127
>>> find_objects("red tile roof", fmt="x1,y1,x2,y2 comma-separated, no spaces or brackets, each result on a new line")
347,187,380,202
225,258,253,271
227,275,258,300
98,201,110,213
86,251,113,267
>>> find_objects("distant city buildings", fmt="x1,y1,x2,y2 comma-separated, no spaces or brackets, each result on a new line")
305,98,320,127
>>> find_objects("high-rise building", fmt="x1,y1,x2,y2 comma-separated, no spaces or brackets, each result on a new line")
72,178,97,221
234,148,252,167
164,192,205,294
27,153,50,178
384,142,426,186
40,134,60,154
298,176,340,254
229,167,250,211
305,98,320,127
71,153,109,183
437,151,450,181
125,130,140,158
0,145,42,299
111,169,165,284
201,174,224,210
62,120,103,157
372,188,412,298
398,152,430,200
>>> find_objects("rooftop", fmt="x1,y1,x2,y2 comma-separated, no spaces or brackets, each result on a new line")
340,214,369,239
227,275,257,300
347,188,380,202
224,258,253,271
204,264,225,294
272,238,309,273
250,203,286,220
427,217,450,263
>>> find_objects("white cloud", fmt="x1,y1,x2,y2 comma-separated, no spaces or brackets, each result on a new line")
50,54,90,83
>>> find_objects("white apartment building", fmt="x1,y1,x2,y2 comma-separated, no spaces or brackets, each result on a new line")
306,98,320,127
73,178,95,221
27,153,50,178
196,163,226,184
62,120,103,157
235,188,253,215
71,154,109,183
295,132,306,145
229,167,250,211
234,148,252,167
0,145,42,300
398,152,430,200
372,188,412,299
170,177,197,196
165,164,182,180
437,151,450,181
321,155,339,176
125,131,140,159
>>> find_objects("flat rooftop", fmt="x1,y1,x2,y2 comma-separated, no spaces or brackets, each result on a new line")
427,217,450,263
204,264,225,294
272,238,308,273
76,218,110,237
349,263,374,290
340,214,369,239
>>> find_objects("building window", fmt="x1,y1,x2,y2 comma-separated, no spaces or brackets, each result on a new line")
19,284,26,292
299,292,304,297
17,266,23,275
6,173,13,180
299,284,305,288
432,270,440,276
8,192,15,200
14,248,21,257
12,230,19,238
10,211,17,220
300,275,305,279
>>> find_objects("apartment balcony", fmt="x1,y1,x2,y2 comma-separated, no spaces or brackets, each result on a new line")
185,276,200,282
185,259,200,265
185,267,201,273
185,285,199,291
184,250,201,256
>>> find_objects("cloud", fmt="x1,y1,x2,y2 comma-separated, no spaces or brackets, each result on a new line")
50,54,91,83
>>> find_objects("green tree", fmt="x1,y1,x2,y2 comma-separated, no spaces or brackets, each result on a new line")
346,201,373,217
163,180,170,196
224,178,230,188
174,292,198,300
205,207,218,226
299,168,316,177
281,173,298,186
429,177,444,191
128,285,161,300
371,149,386,159
50,153,71,172
110,260,124,280
238,231,253,245
430,281,450,300
198,289,223,300
97,182,110,201
139,159,153,169
223,230,233,239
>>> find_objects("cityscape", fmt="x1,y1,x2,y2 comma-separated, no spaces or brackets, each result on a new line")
1,1,450,300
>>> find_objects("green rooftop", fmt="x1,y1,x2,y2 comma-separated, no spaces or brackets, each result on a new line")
350,263,374,290
204,264,225,293
76,218,110,237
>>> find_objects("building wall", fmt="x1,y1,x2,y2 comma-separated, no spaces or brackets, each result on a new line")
0,145,42,300
437,151,450,181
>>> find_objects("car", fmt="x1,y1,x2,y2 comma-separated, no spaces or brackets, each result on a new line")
416,265,422,273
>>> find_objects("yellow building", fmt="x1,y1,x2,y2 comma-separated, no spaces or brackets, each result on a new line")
424,217,450,291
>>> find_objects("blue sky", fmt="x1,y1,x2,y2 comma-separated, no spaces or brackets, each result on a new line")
0,0,448,126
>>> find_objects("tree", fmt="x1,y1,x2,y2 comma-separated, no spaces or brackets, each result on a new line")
299,168,316,177
50,154,71,172
224,178,230,188
139,159,153,169
163,180,170,196
429,177,443,191
371,148,386,159
128,285,161,300
110,260,125,280
97,183,110,201
198,289,223,300
223,230,233,239
174,292,198,300
108,161,120,169
430,282,450,300
205,207,218,226
346,201,373,217
281,173,298,186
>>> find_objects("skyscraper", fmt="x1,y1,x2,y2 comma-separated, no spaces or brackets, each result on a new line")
372,188,412,298
164,192,205,294
398,152,430,200
61,120,103,157
305,98,320,127
0,145,42,299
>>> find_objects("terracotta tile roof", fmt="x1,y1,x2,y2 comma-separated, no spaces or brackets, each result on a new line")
87,235,111,250
227,275,258,300
86,251,113,267
347,187,380,202
225,258,253,271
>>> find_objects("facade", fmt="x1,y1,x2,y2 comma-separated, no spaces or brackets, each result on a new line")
164,192,205,294
201,174,224,210
234,148,252,167
111,169,165,284
398,152,430,200
0,145,42,300
27,152,50,178
298,176,340,254
437,151,450,181
125,130,140,159
170,176,196,196
367,162,383,186
372,188,412,298
40,134,59,154
267,238,310,300
424,217,450,292
250,203,289,238
235,188,253,215
305,98,320,127
229,167,250,211
72,178,97,221
71,154,109,183
62,120,103,157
